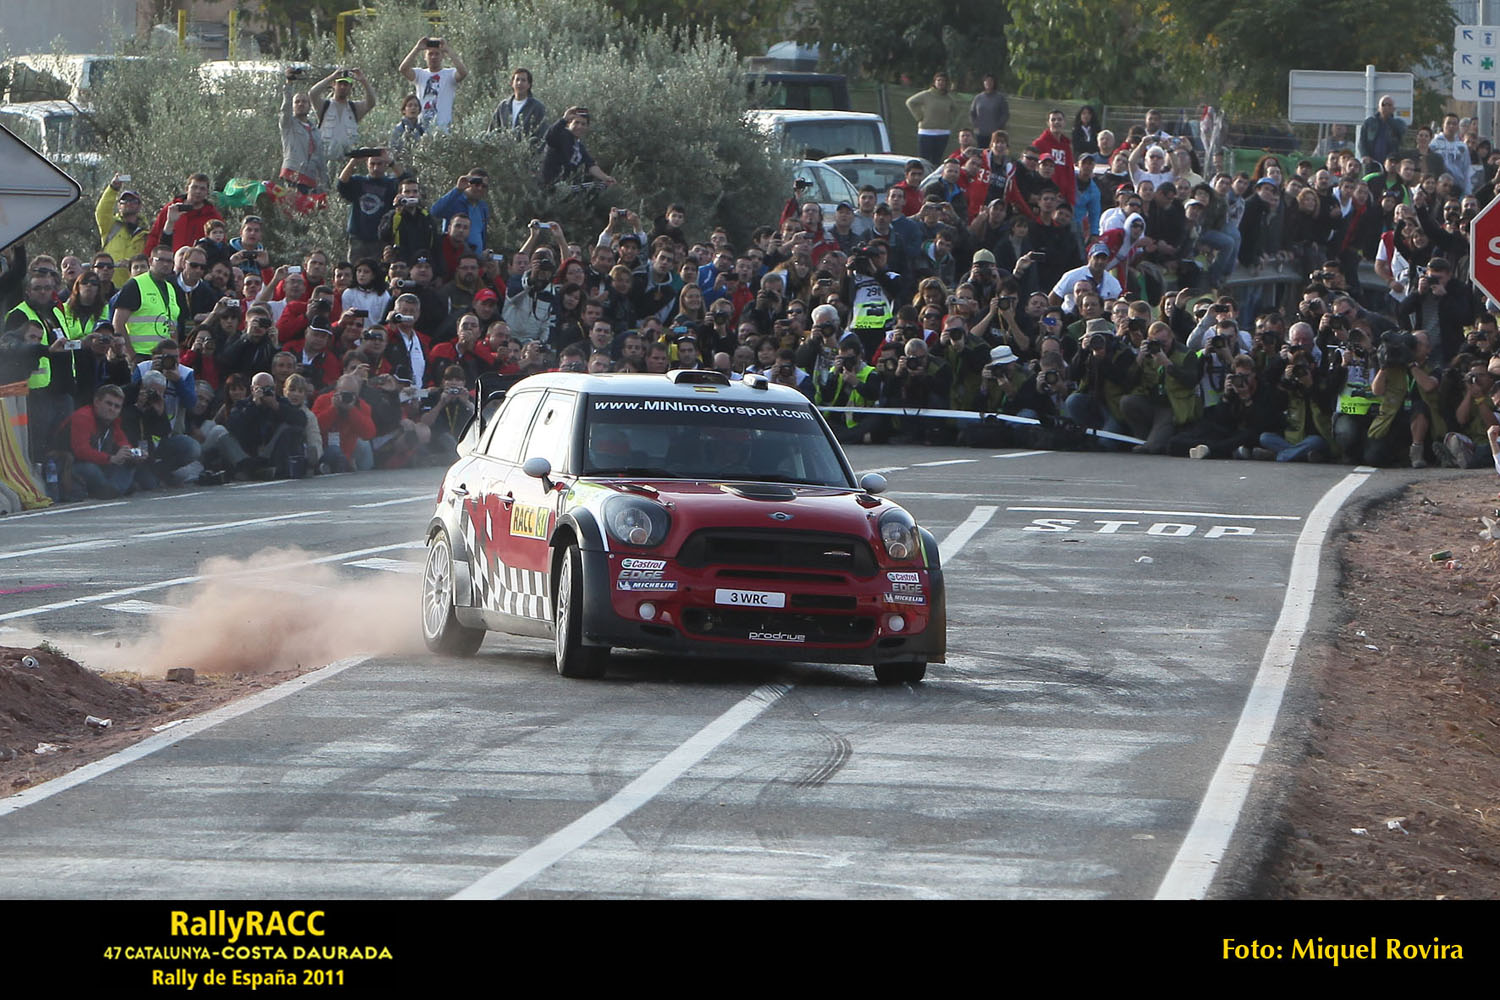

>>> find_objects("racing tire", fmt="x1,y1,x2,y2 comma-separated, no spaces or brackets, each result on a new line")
874,660,926,685
554,544,609,679
421,531,485,656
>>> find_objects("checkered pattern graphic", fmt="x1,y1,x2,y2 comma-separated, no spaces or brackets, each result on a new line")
461,510,552,621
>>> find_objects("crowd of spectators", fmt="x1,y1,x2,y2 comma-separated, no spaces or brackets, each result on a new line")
4,58,1500,504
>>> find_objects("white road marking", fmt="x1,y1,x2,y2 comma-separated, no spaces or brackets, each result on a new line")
0,511,326,562
227,480,282,489
149,491,204,501
1155,469,1371,900
0,541,414,624
349,495,432,508
0,501,128,521
136,511,324,538
859,466,908,475
0,657,372,819
453,501,999,899
345,557,422,574
1007,506,1302,521
103,600,181,616
911,458,979,467
938,505,998,561
451,684,793,899
990,450,1049,459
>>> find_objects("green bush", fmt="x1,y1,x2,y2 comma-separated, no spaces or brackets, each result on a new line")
28,0,787,265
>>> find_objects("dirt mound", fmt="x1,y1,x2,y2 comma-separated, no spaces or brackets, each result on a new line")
0,645,308,794
1262,475,1500,899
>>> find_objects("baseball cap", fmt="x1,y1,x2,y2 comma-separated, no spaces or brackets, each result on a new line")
836,202,853,212
1088,242,1110,257
972,249,997,265
474,288,498,304
1255,177,1279,188
118,190,141,201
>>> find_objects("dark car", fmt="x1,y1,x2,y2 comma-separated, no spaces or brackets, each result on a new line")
420,369,945,683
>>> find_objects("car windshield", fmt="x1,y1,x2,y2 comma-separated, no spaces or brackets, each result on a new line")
784,120,883,159
583,394,851,487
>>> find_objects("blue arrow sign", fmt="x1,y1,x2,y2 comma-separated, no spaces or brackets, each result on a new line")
1464,54,1475,64
1462,79,1475,91
1465,28,1475,40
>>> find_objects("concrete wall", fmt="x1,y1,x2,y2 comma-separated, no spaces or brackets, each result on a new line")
0,0,139,54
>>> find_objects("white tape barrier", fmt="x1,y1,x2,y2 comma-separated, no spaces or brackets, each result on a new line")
817,406,1147,446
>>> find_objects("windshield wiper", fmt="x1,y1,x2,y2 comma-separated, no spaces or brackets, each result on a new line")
587,467,679,478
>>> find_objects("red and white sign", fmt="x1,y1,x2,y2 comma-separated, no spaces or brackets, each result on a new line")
1470,197,1500,304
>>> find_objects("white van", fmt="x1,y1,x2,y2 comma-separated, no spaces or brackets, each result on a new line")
0,100,107,188
2,55,145,105
744,109,892,160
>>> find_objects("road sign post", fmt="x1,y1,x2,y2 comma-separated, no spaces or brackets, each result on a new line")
0,123,82,252
1469,198,1500,304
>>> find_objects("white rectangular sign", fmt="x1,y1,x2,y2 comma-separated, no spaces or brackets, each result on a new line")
1288,70,1413,124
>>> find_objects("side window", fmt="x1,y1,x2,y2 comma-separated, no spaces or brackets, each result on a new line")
482,390,542,464
521,391,576,471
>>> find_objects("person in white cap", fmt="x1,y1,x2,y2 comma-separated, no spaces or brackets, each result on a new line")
1127,141,1175,189
1049,243,1122,312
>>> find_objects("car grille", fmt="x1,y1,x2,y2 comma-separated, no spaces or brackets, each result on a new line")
675,530,877,576
681,607,876,644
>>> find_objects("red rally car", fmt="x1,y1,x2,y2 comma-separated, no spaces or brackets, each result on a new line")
420,369,946,683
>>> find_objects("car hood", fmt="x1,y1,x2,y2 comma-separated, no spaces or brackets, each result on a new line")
591,479,889,536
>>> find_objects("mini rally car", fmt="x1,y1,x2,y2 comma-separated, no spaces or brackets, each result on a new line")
420,369,945,683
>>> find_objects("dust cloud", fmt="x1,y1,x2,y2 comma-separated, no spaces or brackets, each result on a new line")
30,547,428,677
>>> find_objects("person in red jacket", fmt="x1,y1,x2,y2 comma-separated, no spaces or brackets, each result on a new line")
145,173,224,254
66,384,149,498
1034,110,1077,206
283,325,343,392
892,160,928,217
313,374,377,472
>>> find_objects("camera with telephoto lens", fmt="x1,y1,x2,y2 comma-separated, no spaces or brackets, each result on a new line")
1208,334,1225,350
1376,330,1416,370
1282,363,1311,389
141,389,161,404
337,391,356,406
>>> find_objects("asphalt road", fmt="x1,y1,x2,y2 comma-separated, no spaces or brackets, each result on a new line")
0,448,1371,899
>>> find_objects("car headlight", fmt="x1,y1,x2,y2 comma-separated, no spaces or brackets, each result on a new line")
878,509,921,562
604,496,671,548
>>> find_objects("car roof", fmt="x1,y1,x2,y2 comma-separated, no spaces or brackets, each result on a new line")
745,109,885,123
0,100,86,118
513,371,813,403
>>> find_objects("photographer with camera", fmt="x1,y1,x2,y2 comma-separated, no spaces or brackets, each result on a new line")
399,36,468,132
63,384,152,499
541,107,616,188
880,336,953,444
1120,322,1201,454
1169,355,1280,459
1435,359,1497,468
224,372,306,479
1396,257,1476,368
132,338,197,433
934,314,991,411
1326,319,1385,464
220,304,280,377
337,149,399,262
1063,317,1137,439
417,365,475,462
814,336,882,444
378,177,438,265
122,369,202,486
279,67,328,194
1259,325,1337,461
309,66,376,163
314,373,377,473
